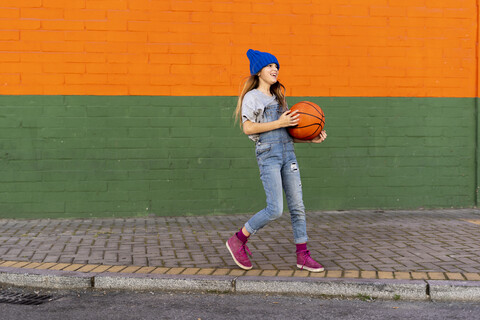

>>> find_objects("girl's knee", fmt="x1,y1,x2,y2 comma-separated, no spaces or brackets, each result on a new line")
266,203,283,220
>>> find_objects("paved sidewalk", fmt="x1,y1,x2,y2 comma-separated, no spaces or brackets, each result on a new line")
0,209,480,301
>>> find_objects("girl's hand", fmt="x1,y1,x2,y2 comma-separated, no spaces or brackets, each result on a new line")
310,130,327,143
277,110,299,128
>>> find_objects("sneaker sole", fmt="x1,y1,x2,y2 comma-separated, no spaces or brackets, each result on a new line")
226,241,252,270
297,264,324,272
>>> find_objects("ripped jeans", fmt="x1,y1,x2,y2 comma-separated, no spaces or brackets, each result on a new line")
244,136,308,244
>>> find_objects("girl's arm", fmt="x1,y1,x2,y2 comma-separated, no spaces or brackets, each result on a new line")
243,110,299,135
293,130,327,144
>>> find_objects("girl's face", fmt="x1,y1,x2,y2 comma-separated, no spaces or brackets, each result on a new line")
257,63,279,86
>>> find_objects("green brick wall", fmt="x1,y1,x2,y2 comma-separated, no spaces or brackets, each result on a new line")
0,95,476,218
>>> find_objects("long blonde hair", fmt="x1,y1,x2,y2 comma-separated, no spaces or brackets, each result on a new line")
234,75,287,127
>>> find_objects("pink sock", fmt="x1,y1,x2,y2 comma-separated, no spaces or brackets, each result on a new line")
296,243,307,253
236,229,249,244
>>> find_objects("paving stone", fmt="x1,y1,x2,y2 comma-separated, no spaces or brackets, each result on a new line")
464,273,480,281
429,272,447,280
90,265,112,273
106,266,127,273
326,270,343,278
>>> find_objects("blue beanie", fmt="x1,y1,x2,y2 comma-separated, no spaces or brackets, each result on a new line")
247,49,280,75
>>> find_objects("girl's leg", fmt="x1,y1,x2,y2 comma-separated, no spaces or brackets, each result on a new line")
281,159,308,244
226,225,253,270
244,163,284,235
226,148,283,270
282,157,324,272
226,163,283,271
241,227,250,237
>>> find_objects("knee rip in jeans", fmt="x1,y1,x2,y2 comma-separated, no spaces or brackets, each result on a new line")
290,162,298,172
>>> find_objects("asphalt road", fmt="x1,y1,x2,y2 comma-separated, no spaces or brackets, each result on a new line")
0,286,480,320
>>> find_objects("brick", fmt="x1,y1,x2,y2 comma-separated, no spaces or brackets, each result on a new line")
0,261,18,267
0,8,20,19
293,270,310,277
244,270,262,276
326,270,343,278
171,0,210,12
343,270,360,278
43,0,86,8
165,267,185,275
332,4,369,16
443,8,474,19
20,8,64,19
65,30,107,41
445,272,465,281
370,6,406,17
43,62,84,74
135,266,156,274
42,20,85,31
10,261,30,268
0,74,21,85
212,268,230,276
0,19,40,30
42,42,84,52
23,262,43,269
464,273,480,281
86,20,127,31
378,271,395,279
62,264,84,271
77,264,99,272
310,271,326,278
120,266,141,273
393,272,411,280
411,272,429,280
23,74,64,85
90,265,112,273
85,42,126,53
195,268,215,275
0,31,19,40
64,9,106,20
106,266,127,273
229,269,246,276
428,272,447,280
35,263,58,270
86,0,127,10
261,270,278,277
360,271,377,279
180,268,200,275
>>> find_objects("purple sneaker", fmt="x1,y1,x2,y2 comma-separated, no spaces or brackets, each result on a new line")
226,234,252,270
297,250,324,272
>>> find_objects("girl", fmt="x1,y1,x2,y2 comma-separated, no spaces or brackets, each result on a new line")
226,49,327,272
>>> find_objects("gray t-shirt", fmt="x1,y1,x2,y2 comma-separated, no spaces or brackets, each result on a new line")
242,89,284,142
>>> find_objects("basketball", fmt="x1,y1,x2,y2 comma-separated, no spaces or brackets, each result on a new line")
287,101,325,140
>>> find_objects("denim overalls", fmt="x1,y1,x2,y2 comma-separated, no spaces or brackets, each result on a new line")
244,103,308,244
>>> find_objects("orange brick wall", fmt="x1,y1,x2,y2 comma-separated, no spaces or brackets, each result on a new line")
0,0,478,97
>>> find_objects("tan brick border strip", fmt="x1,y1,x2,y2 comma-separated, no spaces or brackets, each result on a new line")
463,219,480,226
1,260,479,281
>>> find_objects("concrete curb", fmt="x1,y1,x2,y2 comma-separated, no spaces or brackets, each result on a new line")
428,280,480,302
0,267,92,289
2,267,480,302
235,276,429,301
94,273,235,293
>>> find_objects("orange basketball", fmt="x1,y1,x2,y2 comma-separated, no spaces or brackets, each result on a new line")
287,101,325,140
